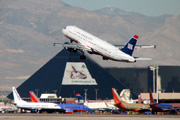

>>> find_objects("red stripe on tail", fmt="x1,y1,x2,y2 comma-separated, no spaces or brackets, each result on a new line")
30,91,40,103
112,88,121,104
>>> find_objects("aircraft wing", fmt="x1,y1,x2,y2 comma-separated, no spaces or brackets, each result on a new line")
53,42,91,51
115,45,156,50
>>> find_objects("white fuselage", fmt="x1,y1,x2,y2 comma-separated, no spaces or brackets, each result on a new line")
62,26,135,62
12,87,63,112
84,100,116,110
16,101,61,110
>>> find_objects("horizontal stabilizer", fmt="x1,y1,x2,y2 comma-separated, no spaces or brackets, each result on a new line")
135,45,156,50
135,57,152,61
116,45,156,50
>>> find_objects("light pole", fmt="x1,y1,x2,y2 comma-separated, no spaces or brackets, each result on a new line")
150,65,161,103
156,65,159,103
84,89,88,102
95,89,98,100
150,66,156,93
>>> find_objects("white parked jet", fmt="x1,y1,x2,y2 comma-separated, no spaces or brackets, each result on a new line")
55,25,155,62
12,87,65,113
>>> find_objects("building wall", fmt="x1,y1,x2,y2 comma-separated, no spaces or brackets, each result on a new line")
105,68,149,98
158,66,180,92
106,66,180,99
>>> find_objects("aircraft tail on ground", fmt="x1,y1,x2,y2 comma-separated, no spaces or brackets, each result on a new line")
121,35,138,56
29,91,40,103
112,88,121,104
12,87,25,104
149,89,156,105
76,93,85,103
149,89,178,114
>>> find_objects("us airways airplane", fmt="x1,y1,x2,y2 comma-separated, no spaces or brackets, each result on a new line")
149,90,177,114
12,87,65,113
112,88,150,112
55,25,155,62
29,91,90,113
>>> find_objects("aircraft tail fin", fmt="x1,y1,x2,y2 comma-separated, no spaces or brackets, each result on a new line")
149,89,156,105
112,88,121,104
76,93,85,103
121,35,138,56
12,87,25,104
29,91,40,103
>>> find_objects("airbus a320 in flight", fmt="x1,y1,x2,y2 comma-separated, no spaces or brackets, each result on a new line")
54,25,155,63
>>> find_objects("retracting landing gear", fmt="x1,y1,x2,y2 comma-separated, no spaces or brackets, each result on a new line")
102,56,108,60
80,50,86,60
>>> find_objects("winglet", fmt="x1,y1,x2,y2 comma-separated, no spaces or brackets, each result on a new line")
135,57,152,61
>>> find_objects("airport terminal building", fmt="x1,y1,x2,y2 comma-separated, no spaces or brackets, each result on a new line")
8,50,180,101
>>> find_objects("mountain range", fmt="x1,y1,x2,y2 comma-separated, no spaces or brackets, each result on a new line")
0,0,180,91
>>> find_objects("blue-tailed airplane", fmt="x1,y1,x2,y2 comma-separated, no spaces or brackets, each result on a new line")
76,93,85,104
149,90,178,114
30,91,90,114
54,26,155,62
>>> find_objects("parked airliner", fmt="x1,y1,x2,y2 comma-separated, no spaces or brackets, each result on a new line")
55,25,155,62
29,91,90,114
149,89,177,114
112,88,150,112
76,93,115,111
12,87,65,113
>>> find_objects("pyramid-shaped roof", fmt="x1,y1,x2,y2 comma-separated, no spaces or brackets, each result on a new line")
8,50,127,100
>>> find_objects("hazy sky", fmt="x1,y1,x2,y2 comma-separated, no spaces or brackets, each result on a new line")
61,0,180,16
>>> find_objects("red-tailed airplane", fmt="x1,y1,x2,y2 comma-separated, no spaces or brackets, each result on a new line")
149,89,177,114
112,88,150,112
54,26,155,62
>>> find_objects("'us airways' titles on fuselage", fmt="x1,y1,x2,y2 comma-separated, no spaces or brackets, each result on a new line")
57,25,154,62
